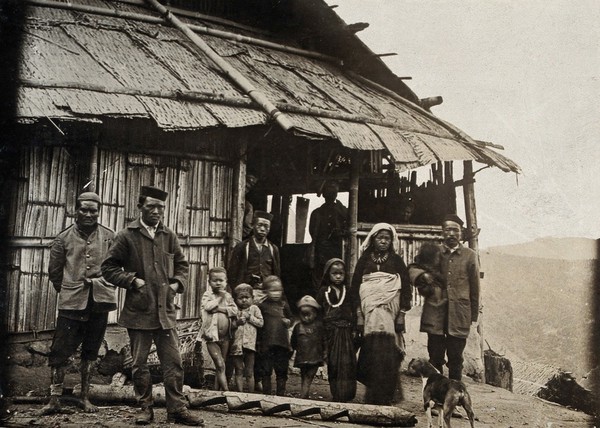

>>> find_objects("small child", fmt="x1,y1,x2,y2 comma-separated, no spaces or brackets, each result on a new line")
257,275,292,396
315,258,357,402
197,267,238,391
413,242,445,297
291,295,326,399
230,283,264,392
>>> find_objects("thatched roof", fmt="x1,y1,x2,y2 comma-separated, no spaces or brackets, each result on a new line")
16,0,519,173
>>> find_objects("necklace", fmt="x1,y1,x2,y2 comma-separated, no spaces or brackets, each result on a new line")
371,251,389,268
325,285,346,308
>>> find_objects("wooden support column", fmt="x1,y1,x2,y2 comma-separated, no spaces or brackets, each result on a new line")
229,139,247,250
347,151,361,280
88,142,98,193
462,160,485,382
462,161,478,251
281,194,291,245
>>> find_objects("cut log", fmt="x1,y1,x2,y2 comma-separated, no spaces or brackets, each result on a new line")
484,349,513,392
73,385,417,426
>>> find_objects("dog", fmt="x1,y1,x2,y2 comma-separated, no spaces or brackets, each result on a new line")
407,357,475,428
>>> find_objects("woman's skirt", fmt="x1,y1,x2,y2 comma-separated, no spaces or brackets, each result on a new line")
325,323,357,402
356,332,403,405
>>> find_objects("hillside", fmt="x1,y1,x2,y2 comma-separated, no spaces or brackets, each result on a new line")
484,237,597,260
480,247,595,381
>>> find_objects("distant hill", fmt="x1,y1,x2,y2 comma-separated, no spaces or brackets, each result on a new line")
483,237,597,260
480,247,595,381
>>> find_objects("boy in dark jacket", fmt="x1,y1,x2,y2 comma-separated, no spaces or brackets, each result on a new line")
257,276,292,396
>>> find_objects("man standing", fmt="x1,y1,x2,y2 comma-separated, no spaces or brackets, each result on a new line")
308,181,347,289
42,192,116,415
102,186,203,426
228,210,280,291
409,214,480,381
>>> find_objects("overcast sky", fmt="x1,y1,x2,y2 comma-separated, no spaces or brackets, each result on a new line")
328,0,600,248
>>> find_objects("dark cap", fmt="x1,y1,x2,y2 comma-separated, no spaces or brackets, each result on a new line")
77,192,101,204
140,185,168,201
443,213,464,227
253,210,273,222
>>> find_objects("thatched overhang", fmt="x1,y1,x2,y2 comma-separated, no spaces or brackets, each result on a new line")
16,0,519,178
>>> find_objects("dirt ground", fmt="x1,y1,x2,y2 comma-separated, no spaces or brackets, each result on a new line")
3,369,595,428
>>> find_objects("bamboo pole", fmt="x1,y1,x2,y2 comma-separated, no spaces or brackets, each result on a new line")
145,0,294,133
88,142,98,193
347,151,361,280
462,160,485,383
25,0,339,64
229,138,246,249
20,79,460,142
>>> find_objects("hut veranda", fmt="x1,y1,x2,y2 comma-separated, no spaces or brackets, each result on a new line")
4,0,519,383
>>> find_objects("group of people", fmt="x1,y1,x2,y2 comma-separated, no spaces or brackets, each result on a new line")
42,182,480,425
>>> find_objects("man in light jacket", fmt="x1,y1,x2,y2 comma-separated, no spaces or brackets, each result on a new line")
42,192,116,415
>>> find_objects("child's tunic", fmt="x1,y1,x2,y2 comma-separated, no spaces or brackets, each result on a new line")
258,299,292,352
198,288,238,342
230,305,263,355
291,320,325,368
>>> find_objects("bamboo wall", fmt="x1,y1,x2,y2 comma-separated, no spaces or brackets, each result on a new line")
6,146,79,332
5,146,234,333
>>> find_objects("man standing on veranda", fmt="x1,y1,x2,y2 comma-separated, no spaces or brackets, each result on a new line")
102,186,203,426
42,192,116,415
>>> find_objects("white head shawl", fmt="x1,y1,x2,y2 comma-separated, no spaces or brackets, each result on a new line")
359,222,400,255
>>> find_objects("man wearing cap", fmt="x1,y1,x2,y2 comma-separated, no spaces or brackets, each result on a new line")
228,210,280,292
41,192,116,415
408,214,480,381
102,186,203,426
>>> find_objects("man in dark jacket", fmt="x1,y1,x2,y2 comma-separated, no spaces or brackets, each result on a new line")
409,214,480,381
102,186,203,426
42,192,116,415
228,210,280,290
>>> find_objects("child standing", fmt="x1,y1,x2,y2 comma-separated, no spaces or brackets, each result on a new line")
198,267,238,391
291,295,326,399
257,275,292,396
316,258,357,402
230,283,263,392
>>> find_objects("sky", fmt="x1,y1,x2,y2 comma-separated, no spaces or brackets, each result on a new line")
326,0,600,248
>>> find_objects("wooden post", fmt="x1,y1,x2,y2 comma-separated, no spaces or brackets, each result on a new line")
281,194,291,245
347,151,361,280
462,161,478,252
229,139,247,250
462,160,485,382
88,142,98,193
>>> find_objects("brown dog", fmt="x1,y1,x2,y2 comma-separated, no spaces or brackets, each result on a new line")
407,357,475,428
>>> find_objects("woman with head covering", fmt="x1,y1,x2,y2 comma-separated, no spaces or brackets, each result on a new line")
315,258,357,402
350,223,412,404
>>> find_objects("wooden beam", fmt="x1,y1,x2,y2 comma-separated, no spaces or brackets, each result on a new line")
347,151,361,279
229,138,247,249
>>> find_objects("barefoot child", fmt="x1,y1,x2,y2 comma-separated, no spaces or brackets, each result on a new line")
291,295,326,399
257,276,292,396
316,258,357,402
230,283,263,392
198,267,238,391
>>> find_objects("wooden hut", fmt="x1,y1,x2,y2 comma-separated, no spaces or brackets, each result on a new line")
6,0,518,353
